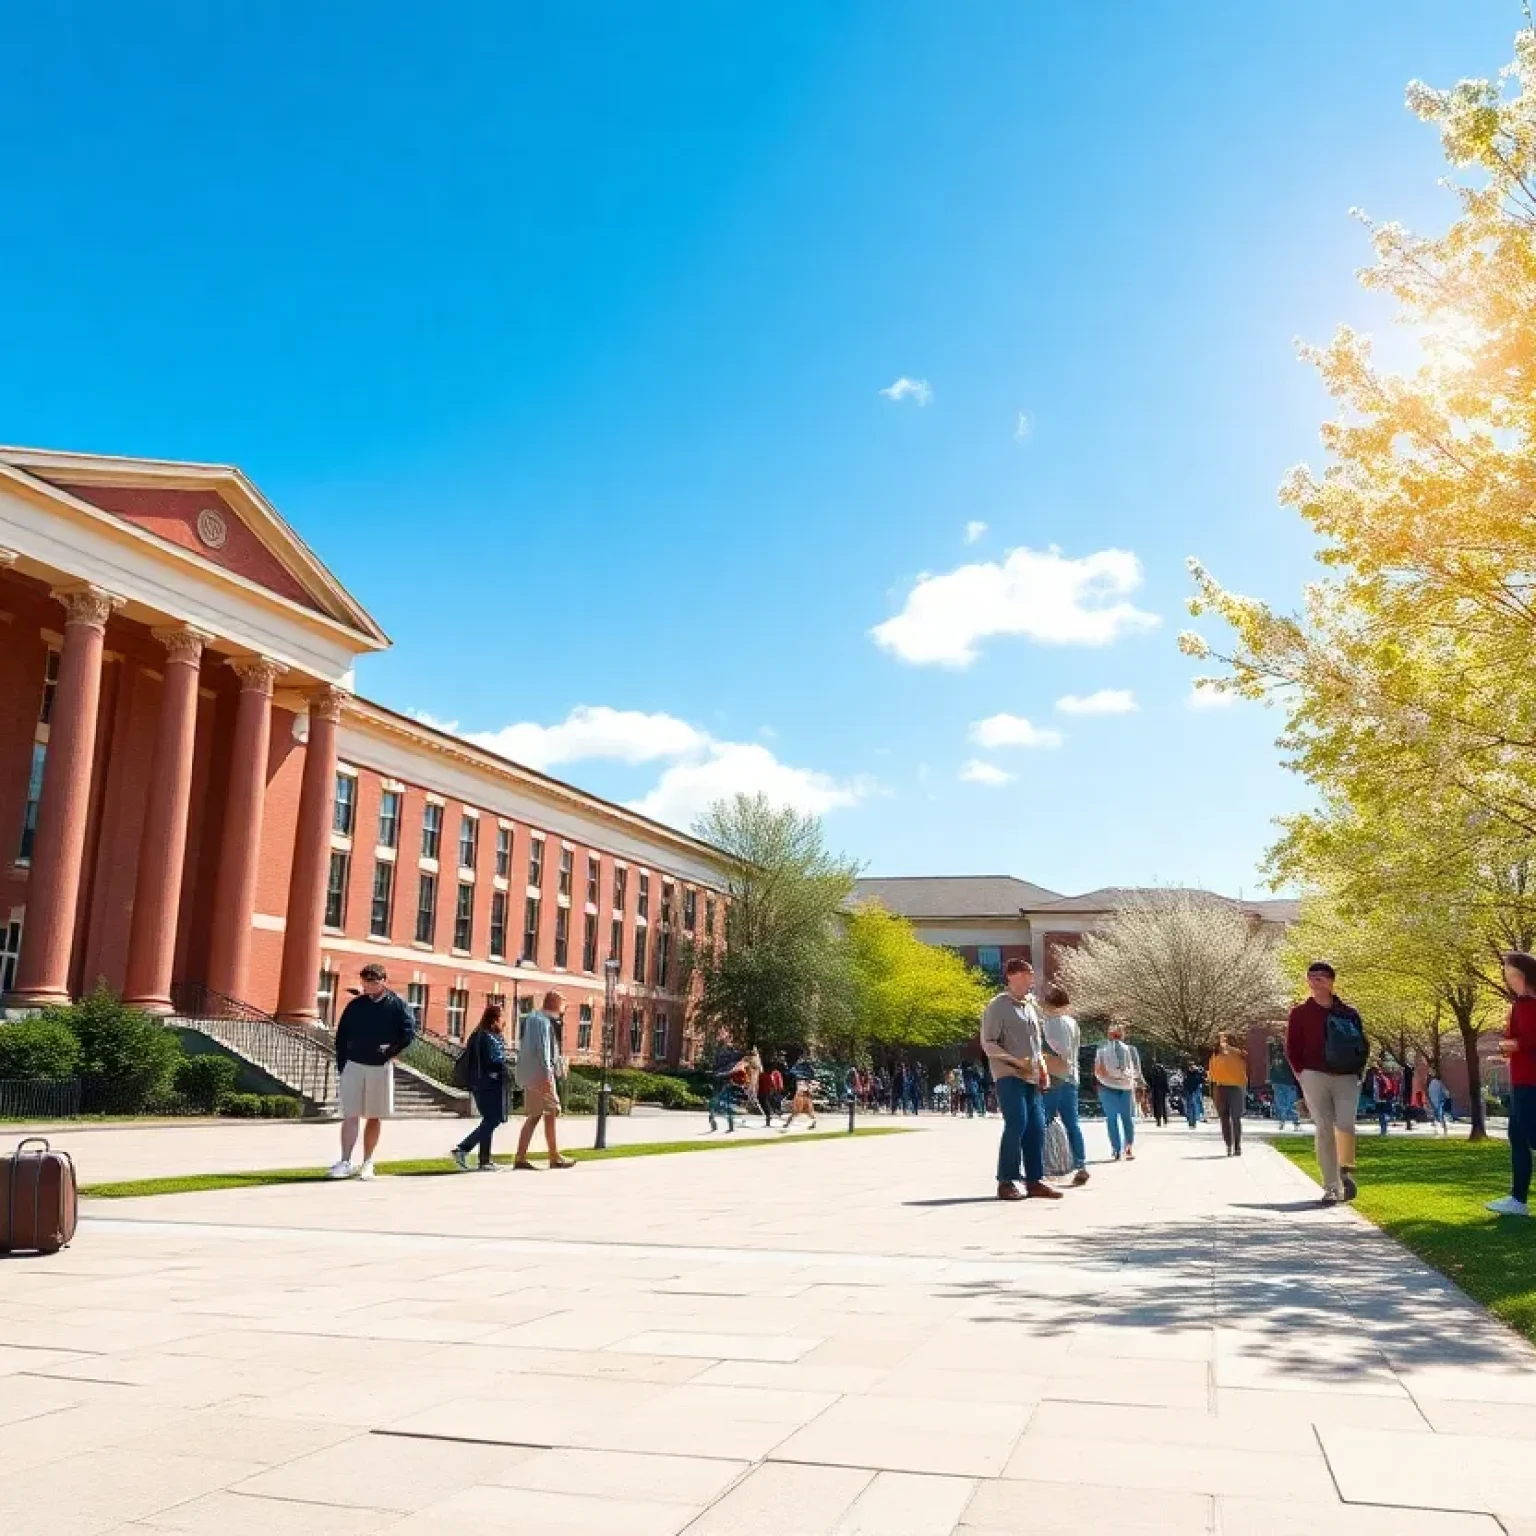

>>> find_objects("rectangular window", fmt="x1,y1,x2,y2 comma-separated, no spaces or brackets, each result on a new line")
582,913,597,973
0,918,21,995
554,905,569,969
629,1006,643,1058
38,648,60,725
632,924,646,983
523,896,541,963
705,894,716,939
406,982,429,1029
333,773,356,837
637,873,650,921
453,882,474,951
655,930,671,989
586,856,599,906
495,825,512,878
415,872,438,945
459,815,478,871
446,987,469,1040
370,861,394,938
558,846,573,899
317,968,340,1027
577,1002,593,1052
661,881,674,928
489,891,508,961
324,850,350,929
613,866,627,911
684,888,697,932
609,917,623,966
17,742,46,862
518,993,533,1017
378,789,401,849
528,837,544,889
976,945,1003,981
421,802,443,861
652,1013,668,1061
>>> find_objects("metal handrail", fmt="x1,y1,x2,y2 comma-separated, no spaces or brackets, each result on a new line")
170,988,337,1108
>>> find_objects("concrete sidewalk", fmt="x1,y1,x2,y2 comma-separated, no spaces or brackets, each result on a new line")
1,1119,1532,1535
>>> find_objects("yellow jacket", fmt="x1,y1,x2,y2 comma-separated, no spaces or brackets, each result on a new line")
1207,1049,1249,1088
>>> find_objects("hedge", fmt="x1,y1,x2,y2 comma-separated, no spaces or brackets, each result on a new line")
569,1066,706,1109
0,1017,81,1080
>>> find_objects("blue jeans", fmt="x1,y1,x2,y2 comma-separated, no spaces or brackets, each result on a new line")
709,1085,736,1130
456,1082,506,1166
1510,1085,1536,1203
1271,1082,1300,1128
1184,1090,1202,1126
995,1076,1045,1185
1043,1079,1086,1170
1100,1086,1136,1156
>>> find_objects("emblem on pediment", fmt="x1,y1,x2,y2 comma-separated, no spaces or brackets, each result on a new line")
195,508,229,550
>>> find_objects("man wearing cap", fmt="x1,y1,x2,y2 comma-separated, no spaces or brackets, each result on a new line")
329,962,417,1181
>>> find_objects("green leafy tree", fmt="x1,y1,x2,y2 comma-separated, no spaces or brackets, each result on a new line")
0,1017,81,1080
42,982,182,1113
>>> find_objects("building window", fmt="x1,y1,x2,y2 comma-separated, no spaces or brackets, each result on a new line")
582,913,597,973
637,873,650,921
705,894,716,938
0,917,23,995
370,861,394,938
629,1006,643,1057
528,837,544,889
661,881,674,928
378,789,401,849
446,987,469,1040
632,926,646,983
415,873,438,945
317,968,340,1027
495,826,512,879
407,982,429,1029
586,856,599,906
489,891,508,961
554,905,569,969
655,929,671,989
523,896,540,963
17,743,46,862
558,846,573,899
459,815,478,871
518,992,533,1017
453,881,475,951
421,802,443,861
38,648,60,725
613,866,627,911
577,1002,593,1052
609,917,622,965
652,1013,668,1061
324,850,350,929
333,773,356,837
976,945,1003,981
684,888,697,932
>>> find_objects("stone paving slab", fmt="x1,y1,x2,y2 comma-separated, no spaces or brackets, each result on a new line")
1,1118,1533,1534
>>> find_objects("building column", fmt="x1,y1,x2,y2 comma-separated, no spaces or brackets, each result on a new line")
10,586,120,1006
275,687,345,1024
122,627,210,1013
205,655,284,1005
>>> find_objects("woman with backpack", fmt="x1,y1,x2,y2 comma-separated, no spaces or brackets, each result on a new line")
1489,951,1536,1217
451,1003,509,1171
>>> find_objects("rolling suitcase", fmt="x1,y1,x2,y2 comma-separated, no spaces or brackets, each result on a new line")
1,1137,78,1254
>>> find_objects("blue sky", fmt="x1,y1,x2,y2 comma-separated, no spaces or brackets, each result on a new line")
0,3,1517,897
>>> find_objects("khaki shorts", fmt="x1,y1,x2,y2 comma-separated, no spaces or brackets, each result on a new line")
339,1061,394,1119
522,1083,561,1119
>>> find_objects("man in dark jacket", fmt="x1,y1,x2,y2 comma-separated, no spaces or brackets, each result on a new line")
329,962,416,1181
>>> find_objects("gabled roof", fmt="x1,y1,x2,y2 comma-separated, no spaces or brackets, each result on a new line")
0,445,388,650
852,875,1064,919
1030,885,1299,923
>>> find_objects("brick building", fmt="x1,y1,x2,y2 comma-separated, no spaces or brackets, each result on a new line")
0,446,724,1068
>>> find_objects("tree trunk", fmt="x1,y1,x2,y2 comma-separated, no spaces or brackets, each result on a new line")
1459,1018,1487,1141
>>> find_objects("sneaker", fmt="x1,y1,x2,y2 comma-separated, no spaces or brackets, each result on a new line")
327,1160,353,1180
478,1160,502,1172
1341,1171,1358,1202
1487,1195,1530,1217
1320,1190,1340,1207
451,1147,470,1172
1125,1147,1135,1161
1072,1168,1090,1186
357,1160,376,1182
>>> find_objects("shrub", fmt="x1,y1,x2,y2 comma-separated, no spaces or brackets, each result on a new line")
42,983,182,1113
261,1095,303,1119
217,1092,263,1118
0,1017,81,1080
174,1055,240,1113
569,1066,705,1110
560,1075,632,1115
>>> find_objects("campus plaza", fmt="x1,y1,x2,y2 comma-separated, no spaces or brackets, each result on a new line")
3,1109,1536,1536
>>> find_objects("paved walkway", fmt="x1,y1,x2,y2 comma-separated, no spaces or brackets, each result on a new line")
2,1120,1533,1535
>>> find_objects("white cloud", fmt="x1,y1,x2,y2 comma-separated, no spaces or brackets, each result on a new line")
464,705,707,771
407,708,461,733
871,545,1161,667
1013,411,1033,442
1187,683,1239,711
1056,688,1138,716
969,714,1064,750
964,520,988,545
630,742,870,826
880,376,933,406
959,759,1015,786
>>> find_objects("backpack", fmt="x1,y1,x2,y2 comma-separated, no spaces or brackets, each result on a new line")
1043,1118,1073,1179
452,1034,475,1090
1324,1006,1369,1075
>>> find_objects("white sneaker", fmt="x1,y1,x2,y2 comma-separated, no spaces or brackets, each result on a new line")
327,1160,353,1180
357,1160,377,1182
1487,1195,1529,1217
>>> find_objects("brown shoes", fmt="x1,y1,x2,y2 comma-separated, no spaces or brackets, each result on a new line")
1025,1181,1064,1200
1072,1168,1091,1186
997,1182,1026,1201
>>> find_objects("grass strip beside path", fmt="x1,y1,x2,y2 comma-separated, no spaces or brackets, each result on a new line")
80,1125,912,1200
1274,1135,1536,1344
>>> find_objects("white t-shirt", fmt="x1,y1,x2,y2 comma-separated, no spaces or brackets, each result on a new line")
1041,1012,1080,1084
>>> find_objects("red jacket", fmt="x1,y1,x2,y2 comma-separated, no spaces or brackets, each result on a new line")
1286,996,1362,1077
1507,996,1536,1089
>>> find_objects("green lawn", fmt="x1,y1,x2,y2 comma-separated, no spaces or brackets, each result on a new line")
1274,1135,1536,1343
80,1125,910,1200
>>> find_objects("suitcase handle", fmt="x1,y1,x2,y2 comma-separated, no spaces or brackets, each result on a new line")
14,1137,51,1158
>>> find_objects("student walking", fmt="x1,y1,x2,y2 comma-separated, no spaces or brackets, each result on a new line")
1182,1060,1207,1127
1146,1058,1170,1127
982,958,1060,1201
329,962,417,1181
761,1060,785,1127
1426,1070,1451,1135
1268,1043,1302,1130
709,1057,744,1132
1095,1025,1142,1161
513,991,576,1170
1039,983,1090,1186
1208,1033,1249,1156
452,1003,509,1171
781,1057,818,1131
1287,960,1367,1206
1489,951,1536,1216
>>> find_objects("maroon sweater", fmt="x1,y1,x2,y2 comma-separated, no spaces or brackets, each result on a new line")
1508,997,1536,1089
1286,996,1363,1077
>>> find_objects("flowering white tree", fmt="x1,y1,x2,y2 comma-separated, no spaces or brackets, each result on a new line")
1055,891,1288,1063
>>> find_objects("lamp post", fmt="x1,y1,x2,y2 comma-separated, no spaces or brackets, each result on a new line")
596,958,618,1150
